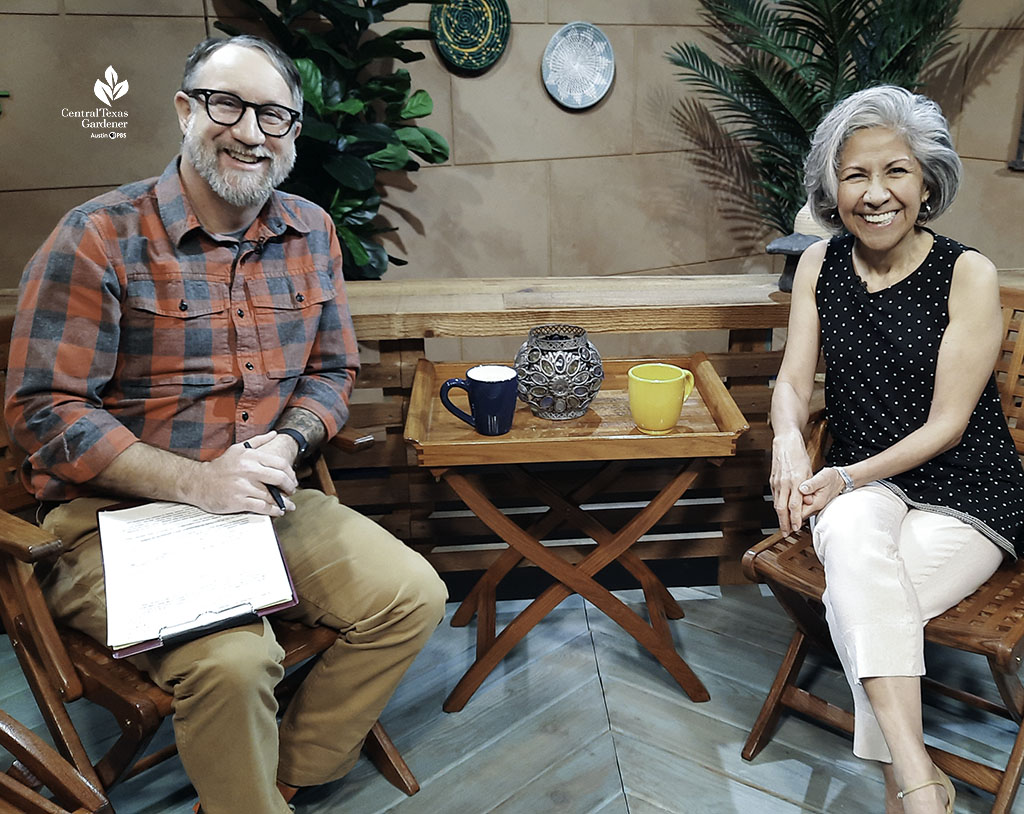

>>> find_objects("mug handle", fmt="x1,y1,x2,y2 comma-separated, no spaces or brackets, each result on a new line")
439,378,475,428
681,370,695,402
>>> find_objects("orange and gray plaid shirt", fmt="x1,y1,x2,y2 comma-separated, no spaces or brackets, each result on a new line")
5,158,359,501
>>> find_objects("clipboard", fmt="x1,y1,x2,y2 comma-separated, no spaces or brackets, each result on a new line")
98,501,298,658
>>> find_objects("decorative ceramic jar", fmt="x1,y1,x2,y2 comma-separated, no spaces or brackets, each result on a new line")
513,324,604,420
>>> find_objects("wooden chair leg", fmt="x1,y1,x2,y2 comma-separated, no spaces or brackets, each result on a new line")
363,721,418,796
990,720,1024,814
743,629,808,760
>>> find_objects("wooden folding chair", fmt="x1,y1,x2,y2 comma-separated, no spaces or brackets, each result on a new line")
0,708,110,814
0,422,419,803
742,286,1024,813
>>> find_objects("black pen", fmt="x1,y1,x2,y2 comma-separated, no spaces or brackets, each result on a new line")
243,441,286,511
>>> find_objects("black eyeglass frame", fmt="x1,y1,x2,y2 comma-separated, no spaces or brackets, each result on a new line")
184,88,302,137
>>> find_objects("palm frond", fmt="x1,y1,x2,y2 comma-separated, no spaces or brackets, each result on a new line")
668,0,961,234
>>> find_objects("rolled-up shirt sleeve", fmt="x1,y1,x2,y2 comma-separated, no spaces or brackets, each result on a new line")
284,217,359,440
4,208,137,498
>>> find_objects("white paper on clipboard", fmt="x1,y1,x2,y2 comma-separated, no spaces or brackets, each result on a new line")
99,502,296,656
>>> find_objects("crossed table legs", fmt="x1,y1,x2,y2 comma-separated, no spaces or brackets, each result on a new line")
437,459,714,712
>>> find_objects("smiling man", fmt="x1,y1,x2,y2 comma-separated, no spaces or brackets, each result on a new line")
5,36,446,814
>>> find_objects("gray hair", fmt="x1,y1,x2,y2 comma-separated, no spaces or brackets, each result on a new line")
804,85,961,233
181,35,303,111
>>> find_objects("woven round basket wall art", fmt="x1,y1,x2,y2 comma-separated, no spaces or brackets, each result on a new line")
429,0,511,73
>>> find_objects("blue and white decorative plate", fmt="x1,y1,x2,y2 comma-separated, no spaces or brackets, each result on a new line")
542,22,615,109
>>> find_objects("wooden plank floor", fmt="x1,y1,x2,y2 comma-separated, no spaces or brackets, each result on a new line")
1,585,1019,813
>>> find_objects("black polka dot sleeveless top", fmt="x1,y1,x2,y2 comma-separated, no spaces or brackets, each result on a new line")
817,231,1024,558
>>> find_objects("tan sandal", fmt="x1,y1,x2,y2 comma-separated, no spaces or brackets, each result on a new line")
896,766,955,814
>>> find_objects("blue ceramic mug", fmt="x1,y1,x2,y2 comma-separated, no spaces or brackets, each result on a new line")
440,364,518,436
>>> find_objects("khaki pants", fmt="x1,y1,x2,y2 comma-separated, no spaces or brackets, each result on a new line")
812,485,1003,762
40,489,447,814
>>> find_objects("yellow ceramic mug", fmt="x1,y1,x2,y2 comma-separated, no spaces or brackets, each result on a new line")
627,363,694,435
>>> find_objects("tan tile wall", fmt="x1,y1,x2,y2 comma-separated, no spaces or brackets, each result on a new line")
3,1,1024,289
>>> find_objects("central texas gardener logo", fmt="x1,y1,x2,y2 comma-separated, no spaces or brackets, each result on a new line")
93,66,129,107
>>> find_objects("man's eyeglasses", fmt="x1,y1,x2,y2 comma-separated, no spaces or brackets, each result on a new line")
184,89,301,138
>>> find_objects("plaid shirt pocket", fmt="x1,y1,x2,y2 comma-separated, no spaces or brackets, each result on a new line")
120,277,231,396
249,269,336,379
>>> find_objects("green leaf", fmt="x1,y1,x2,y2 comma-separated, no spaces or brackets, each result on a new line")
394,126,432,155
358,69,412,104
400,89,433,119
330,193,381,226
297,117,338,142
379,26,436,42
336,225,371,266
295,58,325,116
324,153,377,190
295,29,358,71
326,97,365,115
355,36,427,64
356,240,391,279
417,127,449,161
366,142,411,170
347,122,401,145
396,126,449,163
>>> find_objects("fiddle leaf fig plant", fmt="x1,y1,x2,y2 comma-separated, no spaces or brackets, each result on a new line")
216,0,450,279
667,0,961,236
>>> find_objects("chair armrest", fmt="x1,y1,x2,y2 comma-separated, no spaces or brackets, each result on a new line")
0,510,62,563
328,426,375,454
742,530,789,582
0,709,109,813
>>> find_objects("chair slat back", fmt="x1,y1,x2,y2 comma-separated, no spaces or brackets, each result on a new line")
998,287,1024,454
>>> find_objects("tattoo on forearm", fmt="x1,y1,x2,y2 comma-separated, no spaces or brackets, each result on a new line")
276,407,327,451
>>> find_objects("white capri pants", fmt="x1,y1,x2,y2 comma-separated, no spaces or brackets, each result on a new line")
811,484,1004,761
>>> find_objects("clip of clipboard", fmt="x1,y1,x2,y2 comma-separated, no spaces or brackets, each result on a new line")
110,592,299,659
111,597,296,663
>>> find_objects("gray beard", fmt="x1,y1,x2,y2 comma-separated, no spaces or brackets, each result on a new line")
182,118,296,209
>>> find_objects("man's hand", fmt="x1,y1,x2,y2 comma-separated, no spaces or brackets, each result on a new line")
770,431,814,534
192,431,298,516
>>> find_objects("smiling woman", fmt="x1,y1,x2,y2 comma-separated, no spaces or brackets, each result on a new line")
836,127,930,277
769,84,1024,814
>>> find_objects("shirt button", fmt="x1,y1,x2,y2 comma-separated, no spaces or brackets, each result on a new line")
236,309,244,318
245,362,254,370
179,300,188,311
241,411,249,421
295,293,305,303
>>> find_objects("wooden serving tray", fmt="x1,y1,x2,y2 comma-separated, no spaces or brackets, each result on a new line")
404,352,749,467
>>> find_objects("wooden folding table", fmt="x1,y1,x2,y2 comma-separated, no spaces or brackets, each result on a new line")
404,352,748,712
